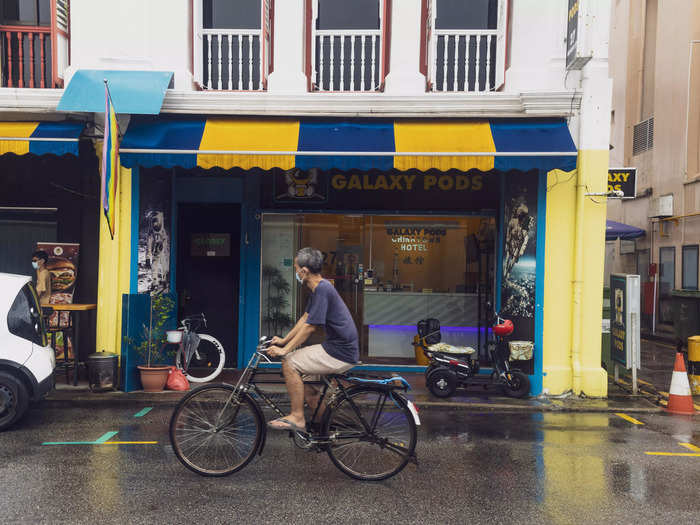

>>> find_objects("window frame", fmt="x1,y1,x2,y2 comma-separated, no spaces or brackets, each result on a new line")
420,0,508,92
305,0,391,92
192,0,274,91
0,0,69,88
682,244,699,290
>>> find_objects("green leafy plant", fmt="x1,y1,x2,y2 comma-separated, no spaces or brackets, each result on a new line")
262,265,293,336
127,293,177,367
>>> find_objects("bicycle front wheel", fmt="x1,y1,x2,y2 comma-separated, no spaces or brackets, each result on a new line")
176,334,226,383
322,386,417,481
169,384,262,476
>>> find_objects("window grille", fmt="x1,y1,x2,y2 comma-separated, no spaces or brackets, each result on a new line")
633,117,654,156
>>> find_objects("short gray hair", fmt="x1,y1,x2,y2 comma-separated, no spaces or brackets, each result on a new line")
296,247,323,274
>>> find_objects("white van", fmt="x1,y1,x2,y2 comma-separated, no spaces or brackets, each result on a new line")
0,273,56,430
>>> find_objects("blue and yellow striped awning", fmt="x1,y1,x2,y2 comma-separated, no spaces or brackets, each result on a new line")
0,121,84,157
120,117,577,173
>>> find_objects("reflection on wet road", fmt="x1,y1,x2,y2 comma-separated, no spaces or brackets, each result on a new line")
0,403,698,524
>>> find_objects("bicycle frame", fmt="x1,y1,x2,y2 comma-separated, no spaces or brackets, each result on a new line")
218,346,414,451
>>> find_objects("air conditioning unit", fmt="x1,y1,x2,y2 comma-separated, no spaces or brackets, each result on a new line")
649,194,673,218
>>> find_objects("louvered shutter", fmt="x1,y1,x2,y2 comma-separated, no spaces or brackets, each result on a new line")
494,0,508,90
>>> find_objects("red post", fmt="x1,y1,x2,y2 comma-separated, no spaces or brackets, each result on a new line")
28,32,35,88
17,31,24,87
5,32,13,87
39,33,46,88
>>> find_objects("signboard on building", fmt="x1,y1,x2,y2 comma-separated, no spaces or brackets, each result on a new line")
608,168,637,198
610,274,640,369
566,0,591,70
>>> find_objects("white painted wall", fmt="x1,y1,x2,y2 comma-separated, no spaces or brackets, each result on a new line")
67,0,191,89
65,0,589,98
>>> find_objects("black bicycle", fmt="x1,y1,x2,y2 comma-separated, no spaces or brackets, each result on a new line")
169,337,420,481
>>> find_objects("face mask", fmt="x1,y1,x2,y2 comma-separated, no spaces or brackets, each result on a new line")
32,261,39,269
295,270,304,284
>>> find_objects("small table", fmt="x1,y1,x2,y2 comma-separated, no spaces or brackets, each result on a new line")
44,303,97,386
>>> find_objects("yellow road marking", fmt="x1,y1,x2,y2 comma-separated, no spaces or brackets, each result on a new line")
100,441,158,445
645,452,700,457
615,413,644,425
679,443,700,452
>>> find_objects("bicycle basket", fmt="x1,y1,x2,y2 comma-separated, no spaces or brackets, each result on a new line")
508,341,533,361
417,318,441,345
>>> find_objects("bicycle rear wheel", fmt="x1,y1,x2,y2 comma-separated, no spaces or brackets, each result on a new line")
322,386,417,481
169,384,262,476
176,334,226,383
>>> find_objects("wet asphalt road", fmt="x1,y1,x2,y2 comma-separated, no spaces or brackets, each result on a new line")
1,401,698,525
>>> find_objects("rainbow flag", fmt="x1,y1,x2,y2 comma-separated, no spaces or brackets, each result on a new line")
101,82,119,239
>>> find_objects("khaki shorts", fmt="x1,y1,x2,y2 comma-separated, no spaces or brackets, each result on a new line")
284,344,354,381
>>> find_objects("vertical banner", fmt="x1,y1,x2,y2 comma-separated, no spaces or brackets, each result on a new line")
36,242,80,359
501,173,538,374
137,171,172,294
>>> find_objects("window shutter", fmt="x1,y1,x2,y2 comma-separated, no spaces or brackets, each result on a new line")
419,0,428,77
380,0,392,84
54,0,71,86
305,0,314,90
494,0,508,90
262,0,270,86
192,0,203,87
268,0,275,75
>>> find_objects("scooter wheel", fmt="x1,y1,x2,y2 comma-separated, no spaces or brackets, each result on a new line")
426,367,457,398
502,370,530,398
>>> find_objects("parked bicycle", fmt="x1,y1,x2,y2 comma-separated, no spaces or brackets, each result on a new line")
169,337,420,481
166,313,226,383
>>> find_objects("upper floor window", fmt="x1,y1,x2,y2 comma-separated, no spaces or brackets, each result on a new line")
0,0,69,88
1,0,51,26
306,0,391,92
194,0,274,91
421,0,507,92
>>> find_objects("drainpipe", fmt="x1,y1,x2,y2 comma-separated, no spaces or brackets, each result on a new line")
570,163,585,395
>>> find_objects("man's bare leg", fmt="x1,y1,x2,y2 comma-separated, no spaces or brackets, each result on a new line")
277,358,305,428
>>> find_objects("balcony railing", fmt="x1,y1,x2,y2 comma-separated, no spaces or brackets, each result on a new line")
203,29,263,91
430,29,498,92
0,26,53,88
314,30,381,92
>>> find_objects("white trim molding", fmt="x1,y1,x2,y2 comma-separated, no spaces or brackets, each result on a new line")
0,87,582,118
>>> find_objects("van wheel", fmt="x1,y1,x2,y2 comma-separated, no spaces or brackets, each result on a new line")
0,371,29,431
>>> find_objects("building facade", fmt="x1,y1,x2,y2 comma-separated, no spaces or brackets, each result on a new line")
607,0,700,334
1,0,613,396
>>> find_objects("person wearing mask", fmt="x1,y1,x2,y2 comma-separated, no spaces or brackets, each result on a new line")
32,250,51,305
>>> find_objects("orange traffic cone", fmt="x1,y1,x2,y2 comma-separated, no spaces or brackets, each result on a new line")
666,352,696,415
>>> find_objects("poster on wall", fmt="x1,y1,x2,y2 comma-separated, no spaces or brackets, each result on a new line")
36,242,79,360
500,173,538,373
138,172,172,294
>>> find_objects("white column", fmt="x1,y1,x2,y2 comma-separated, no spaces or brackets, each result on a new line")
383,0,426,95
267,0,308,93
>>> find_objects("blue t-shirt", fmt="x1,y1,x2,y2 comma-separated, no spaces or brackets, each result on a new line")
305,280,359,364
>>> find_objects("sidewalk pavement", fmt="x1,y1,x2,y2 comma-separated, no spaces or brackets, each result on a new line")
46,371,670,414
46,334,700,414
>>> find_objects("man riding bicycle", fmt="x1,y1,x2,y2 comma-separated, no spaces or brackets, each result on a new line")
266,247,359,431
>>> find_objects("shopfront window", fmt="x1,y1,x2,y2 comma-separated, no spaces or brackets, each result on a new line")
261,213,496,364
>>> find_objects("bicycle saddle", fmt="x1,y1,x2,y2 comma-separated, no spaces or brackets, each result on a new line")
426,343,476,355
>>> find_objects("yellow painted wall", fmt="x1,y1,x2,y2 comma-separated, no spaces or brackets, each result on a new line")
543,149,609,397
95,163,132,357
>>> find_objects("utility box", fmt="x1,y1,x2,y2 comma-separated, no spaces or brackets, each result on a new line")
671,290,700,344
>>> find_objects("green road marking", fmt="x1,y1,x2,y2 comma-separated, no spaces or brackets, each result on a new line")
615,413,644,425
133,407,153,418
94,431,119,443
43,431,119,446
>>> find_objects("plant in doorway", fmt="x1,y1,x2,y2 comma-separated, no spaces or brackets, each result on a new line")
128,293,177,392
262,265,293,337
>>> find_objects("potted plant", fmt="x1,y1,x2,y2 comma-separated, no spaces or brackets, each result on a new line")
129,293,176,392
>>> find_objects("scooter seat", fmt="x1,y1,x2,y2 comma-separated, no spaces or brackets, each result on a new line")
427,343,476,355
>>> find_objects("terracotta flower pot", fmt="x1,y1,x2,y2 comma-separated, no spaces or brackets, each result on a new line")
137,365,170,392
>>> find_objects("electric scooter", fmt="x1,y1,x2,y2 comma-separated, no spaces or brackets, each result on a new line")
420,312,530,398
